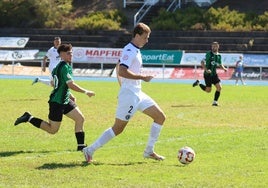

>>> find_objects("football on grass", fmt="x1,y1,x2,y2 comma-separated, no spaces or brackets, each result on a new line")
178,146,195,164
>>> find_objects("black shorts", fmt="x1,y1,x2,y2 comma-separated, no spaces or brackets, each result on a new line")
48,100,77,122
204,74,221,87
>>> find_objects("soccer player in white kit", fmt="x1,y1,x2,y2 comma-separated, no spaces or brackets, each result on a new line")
83,23,166,163
32,37,61,86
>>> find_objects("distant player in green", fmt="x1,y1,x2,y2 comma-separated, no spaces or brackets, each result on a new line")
14,44,95,151
192,42,227,106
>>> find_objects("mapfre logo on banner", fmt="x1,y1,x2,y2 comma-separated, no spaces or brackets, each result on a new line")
72,47,122,64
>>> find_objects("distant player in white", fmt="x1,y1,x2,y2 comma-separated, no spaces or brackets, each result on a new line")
83,23,166,163
32,37,61,86
235,55,246,85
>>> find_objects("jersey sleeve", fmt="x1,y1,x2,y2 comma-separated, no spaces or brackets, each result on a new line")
120,48,134,68
61,64,73,83
46,48,52,58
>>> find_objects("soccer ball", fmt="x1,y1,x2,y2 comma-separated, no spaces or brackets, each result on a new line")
178,146,195,164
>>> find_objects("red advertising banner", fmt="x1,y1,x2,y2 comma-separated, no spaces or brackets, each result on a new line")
170,67,234,80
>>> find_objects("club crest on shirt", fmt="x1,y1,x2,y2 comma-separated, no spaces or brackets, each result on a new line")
123,54,128,61
67,73,72,79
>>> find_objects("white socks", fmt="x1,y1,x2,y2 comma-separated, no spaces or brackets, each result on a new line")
89,128,115,152
38,78,51,86
145,122,162,154
88,123,162,154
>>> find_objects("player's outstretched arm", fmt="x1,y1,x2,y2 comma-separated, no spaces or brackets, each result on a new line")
67,81,95,97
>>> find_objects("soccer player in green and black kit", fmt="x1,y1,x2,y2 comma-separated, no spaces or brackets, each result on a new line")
14,44,95,151
192,42,227,106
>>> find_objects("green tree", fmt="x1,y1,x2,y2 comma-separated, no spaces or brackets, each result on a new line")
257,11,268,31
74,10,126,30
151,7,205,30
0,0,35,27
0,0,72,28
33,0,72,28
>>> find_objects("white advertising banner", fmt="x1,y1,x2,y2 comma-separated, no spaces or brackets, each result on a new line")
72,47,122,64
0,37,29,48
181,53,243,66
0,50,39,61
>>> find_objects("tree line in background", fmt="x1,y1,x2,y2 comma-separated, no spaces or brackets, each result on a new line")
0,0,267,31
151,6,268,31
0,0,126,30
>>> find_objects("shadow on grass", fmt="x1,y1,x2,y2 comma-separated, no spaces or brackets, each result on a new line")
89,161,146,166
37,161,146,170
171,104,196,108
37,162,86,170
0,150,34,157
0,149,72,157
10,98,40,101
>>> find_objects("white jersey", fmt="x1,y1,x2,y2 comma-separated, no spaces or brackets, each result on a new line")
119,42,142,93
46,46,61,73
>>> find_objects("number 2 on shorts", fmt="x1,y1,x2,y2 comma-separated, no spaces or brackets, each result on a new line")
128,105,133,113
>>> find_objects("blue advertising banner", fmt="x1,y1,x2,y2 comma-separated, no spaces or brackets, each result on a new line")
243,54,268,66
181,53,242,66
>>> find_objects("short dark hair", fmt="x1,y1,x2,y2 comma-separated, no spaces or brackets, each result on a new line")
57,44,72,54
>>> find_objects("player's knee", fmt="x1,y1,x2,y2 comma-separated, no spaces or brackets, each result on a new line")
216,86,222,92
48,128,59,134
115,129,123,136
80,115,85,124
162,113,166,123
75,115,85,125
112,125,125,136
155,112,166,125
205,88,211,93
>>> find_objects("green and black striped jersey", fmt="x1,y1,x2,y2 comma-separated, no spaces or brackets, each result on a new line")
49,61,73,104
204,51,222,76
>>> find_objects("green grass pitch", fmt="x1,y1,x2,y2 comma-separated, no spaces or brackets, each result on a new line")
0,79,267,187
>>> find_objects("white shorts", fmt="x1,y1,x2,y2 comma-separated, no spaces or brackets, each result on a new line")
116,88,156,121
